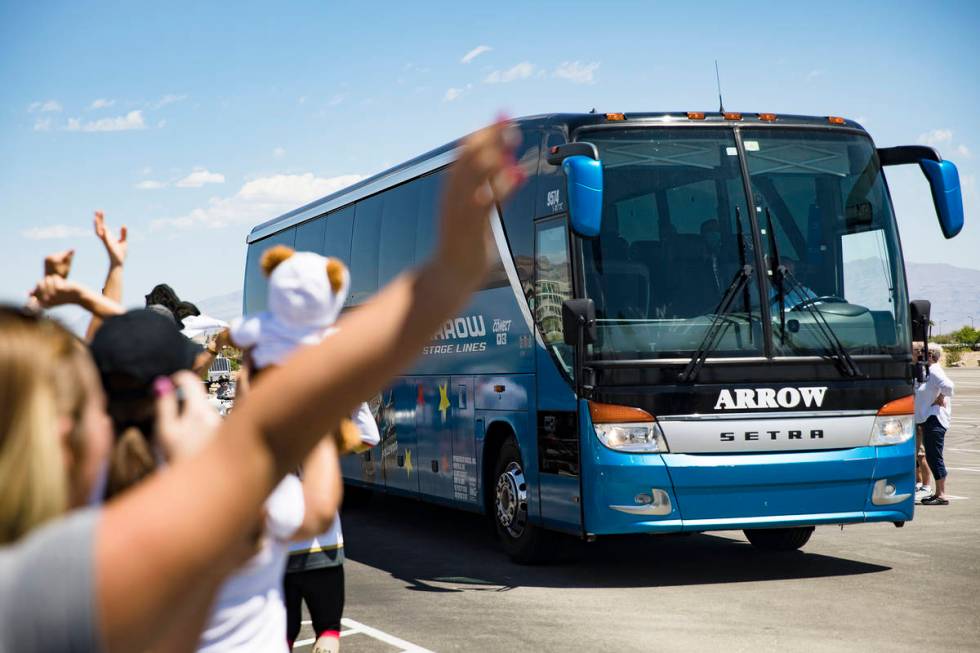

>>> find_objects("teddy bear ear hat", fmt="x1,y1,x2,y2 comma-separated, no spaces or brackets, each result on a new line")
260,244,295,276
267,251,350,328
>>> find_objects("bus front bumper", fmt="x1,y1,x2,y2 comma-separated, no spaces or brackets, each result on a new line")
583,437,915,535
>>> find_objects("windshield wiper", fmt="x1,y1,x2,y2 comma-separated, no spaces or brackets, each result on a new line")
764,208,861,378
765,209,787,344
678,264,753,383
779,266,863,378
735,207,753,342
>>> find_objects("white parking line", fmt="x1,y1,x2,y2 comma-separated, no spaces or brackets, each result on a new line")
341,618,436,653
947,448,980,453
292,618,435,652
947,466,980,473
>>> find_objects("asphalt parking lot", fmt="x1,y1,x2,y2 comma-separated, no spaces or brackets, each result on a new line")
295,368,980,652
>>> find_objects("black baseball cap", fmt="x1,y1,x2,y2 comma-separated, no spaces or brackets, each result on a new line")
90,309,203,400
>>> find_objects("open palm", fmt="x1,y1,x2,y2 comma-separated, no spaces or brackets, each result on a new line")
94,210,128,266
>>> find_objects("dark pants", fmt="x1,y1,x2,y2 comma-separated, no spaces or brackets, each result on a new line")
922,415,948,481
284,565,345,643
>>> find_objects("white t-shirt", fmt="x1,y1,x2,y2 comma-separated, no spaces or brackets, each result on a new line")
289,402,379,557
197,476,304,653
914,363,955,429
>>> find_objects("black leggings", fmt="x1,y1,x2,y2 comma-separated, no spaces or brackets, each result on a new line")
284,565,345,643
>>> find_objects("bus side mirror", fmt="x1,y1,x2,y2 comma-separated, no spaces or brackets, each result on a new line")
878,145,964,239
563,155,603,239
919,159,964,239
909,299,931,343
910,299,931,382
562,298,596,346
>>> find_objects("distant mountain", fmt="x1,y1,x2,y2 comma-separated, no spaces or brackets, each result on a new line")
906,261,980,333
197,290,243,324
196,260,980,334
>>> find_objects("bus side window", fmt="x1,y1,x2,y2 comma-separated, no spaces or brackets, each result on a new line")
502,129,541,301
379,181,420,286
414,170,444,265
294,216,326,253
349,196,383,305
535,219,573,362
243,227,296,315
323,205,355,264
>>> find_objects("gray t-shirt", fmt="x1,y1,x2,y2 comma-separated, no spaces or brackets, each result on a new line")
0,509,102,652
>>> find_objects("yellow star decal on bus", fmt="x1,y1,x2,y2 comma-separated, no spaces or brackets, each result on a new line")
438,383,451,420
404,449,413,477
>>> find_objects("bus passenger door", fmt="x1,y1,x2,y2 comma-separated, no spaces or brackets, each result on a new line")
533,215,584,533
416,376,455,501
379,379,420,496
450,376,479,507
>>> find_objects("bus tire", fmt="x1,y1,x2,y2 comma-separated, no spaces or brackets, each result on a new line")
492,439,552,564
743,526,814,551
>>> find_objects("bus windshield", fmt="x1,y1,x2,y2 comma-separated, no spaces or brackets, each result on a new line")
579,126,908,361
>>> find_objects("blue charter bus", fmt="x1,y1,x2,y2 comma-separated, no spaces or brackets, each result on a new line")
244,112,964,561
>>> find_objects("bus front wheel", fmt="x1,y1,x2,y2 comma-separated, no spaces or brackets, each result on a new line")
743,526,814,552
493,439,552,564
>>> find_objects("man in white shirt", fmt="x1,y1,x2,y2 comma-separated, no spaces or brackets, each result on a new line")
913,343,954,505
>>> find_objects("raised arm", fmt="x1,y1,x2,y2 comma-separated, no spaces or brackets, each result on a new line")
31,275,125,320
85,211,127,341
94,120,523,652
293,437,343,540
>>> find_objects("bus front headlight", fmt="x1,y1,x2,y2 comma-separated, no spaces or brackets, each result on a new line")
869,414,914,446
594,422,667,453
869,396,915,446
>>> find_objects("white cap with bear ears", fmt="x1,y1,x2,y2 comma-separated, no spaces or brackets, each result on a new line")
231,250,351,369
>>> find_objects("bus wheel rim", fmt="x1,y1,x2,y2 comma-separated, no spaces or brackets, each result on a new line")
496,461,528,538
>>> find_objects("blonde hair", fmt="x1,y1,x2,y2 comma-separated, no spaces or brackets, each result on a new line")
0,309,90,544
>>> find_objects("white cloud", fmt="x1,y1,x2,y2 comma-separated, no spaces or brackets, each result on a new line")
135,180,166,190
484,62,535,84
28,100,62,113
65,110,146,132
918,129,953,147
273,147,286,159
21,225,89,240
327,94,346,107
89,98,115,110
33,118,52,132
150,94,187,109
553,61,600,84
443,84,473,102
806,69,825,81
153,172,363,230
918,129,971,158
461,45,492,64
175,168,225,188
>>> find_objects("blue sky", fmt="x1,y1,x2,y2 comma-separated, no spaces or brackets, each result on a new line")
1,0,978,326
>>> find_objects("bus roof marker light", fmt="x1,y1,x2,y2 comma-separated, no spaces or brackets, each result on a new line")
606,112,626,121
687,111,705,120
723,112,742,121
758,113,777,122
828,116,846,125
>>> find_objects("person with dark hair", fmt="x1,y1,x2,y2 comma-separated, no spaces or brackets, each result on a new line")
89,309,205,498
144,283,201,329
